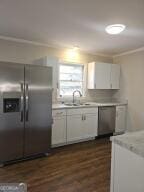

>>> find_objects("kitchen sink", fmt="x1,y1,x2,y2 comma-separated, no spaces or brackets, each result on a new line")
64,103,91,106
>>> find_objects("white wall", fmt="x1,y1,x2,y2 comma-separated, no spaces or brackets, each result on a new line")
0,39,114,102
0,39,113,64
113,50,144,131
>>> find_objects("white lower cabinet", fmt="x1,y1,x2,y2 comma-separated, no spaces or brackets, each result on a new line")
67,114,83,142
52,107,98,146
52,105,127,147
67,108,98,143
84,113,98,137
52,109,66,146
115,105,127,134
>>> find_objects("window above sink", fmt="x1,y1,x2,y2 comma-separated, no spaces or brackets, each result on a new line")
59,63,85,97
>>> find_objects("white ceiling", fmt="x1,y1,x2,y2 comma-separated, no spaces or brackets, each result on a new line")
0,0,144,56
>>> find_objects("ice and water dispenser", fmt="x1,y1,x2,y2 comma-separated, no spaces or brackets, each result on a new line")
3,98,20,113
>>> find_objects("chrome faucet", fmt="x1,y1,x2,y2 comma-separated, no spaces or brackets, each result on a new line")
73,90,82,104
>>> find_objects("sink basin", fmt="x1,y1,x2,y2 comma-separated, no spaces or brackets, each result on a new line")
64,103,91,107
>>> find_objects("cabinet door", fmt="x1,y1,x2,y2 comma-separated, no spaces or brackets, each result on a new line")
83,114,98,137
111,64,120,89
52,116,66,145
87,62,95,89
34,56,59,101
95,63,111,89
115,106,126,133
67,115,83,142
34,56,59,89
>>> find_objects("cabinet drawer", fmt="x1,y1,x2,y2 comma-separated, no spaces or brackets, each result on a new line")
83,107,98,114
52,109,66,117
116,105,126,111
67,108,83,115
67,107,98,115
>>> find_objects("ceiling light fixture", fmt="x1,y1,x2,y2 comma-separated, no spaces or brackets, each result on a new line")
105,24,126,35
73,46,80,51
65,46,80,62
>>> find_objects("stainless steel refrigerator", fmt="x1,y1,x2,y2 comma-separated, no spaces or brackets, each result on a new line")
0,62,52,166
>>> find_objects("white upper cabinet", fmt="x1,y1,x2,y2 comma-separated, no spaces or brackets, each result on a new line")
34,56,59,89
110,64,120,89
95,63,111,89
87,62,96,89
87,62,120,89
34,56,59,101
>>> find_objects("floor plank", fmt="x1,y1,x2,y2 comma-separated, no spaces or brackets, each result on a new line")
0,138,111,192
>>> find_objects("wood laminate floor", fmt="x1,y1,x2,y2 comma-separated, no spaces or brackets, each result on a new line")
0,138,111,192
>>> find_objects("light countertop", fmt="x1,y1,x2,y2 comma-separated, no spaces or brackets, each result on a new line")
111,130,144,158
52,101,127,110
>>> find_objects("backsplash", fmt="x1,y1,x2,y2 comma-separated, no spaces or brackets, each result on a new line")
86,89,115,102
55,89,117,104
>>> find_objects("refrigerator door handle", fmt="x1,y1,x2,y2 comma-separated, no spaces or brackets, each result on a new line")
20,83,24,122
25,83,29,121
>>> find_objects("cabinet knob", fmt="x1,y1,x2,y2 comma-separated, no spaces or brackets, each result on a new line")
57,82,59,89
56,112,63,114
82,115,86,120
82,115,84,121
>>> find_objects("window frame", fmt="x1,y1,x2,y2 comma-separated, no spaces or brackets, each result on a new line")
58,62,86,98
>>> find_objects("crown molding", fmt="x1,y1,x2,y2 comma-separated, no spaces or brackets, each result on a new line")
85,50,112,58
0,35,55,47
0,35,112,58
3,34,143,59
113,47,144,58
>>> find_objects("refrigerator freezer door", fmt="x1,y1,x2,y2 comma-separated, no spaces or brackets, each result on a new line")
0,62,24,162
24,65,52,157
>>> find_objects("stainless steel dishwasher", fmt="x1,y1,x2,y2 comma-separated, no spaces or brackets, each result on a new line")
98,106,116,136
